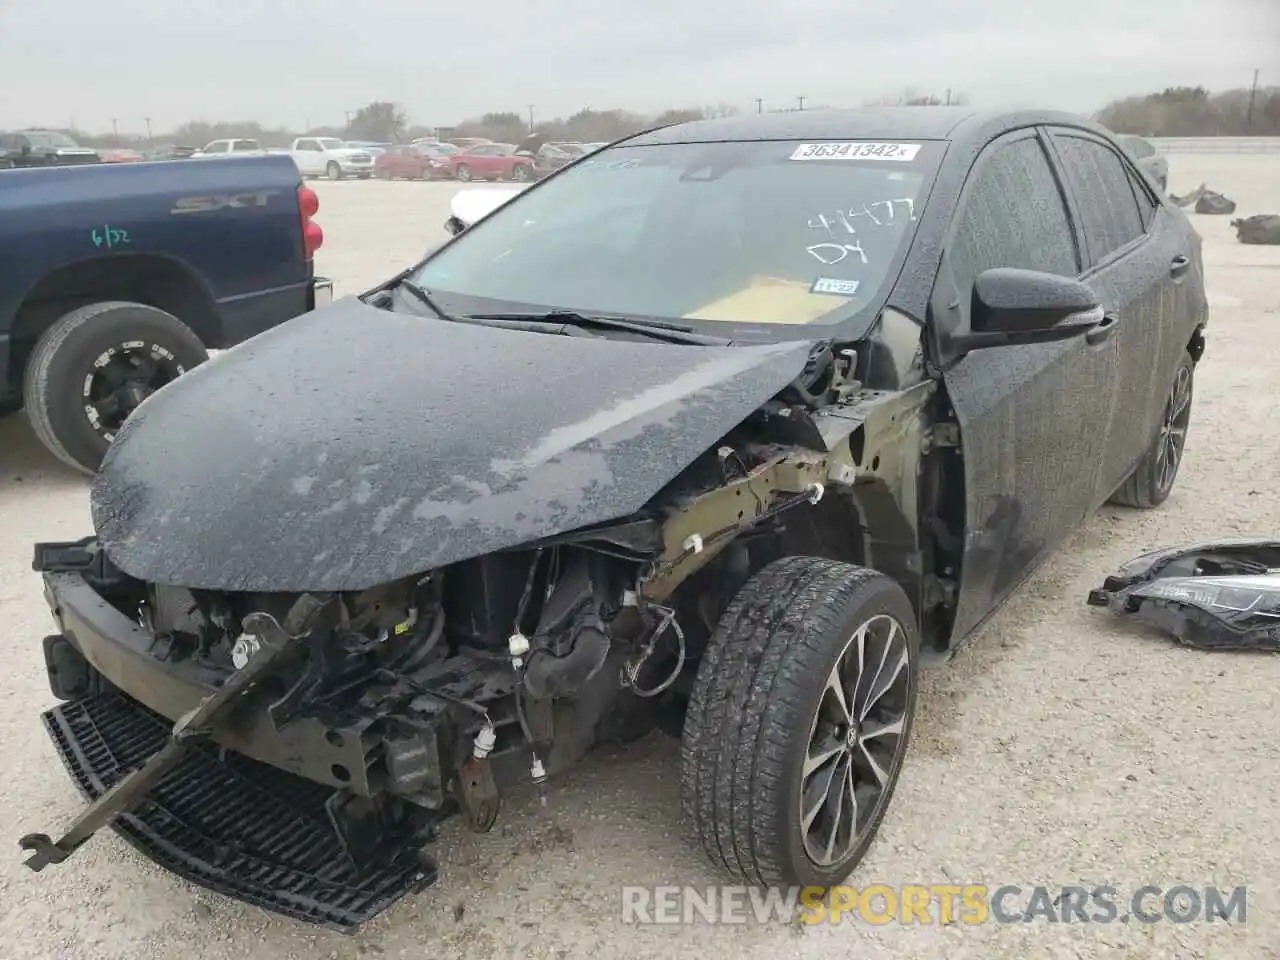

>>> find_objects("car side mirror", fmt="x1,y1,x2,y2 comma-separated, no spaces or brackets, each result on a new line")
444,216,466,236
20,144,31,156
948,268,1104,353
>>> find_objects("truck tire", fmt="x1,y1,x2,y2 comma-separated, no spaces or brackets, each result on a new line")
681,557,919,887
1108,351,1194,508
326,162,342,180
22,301,208,474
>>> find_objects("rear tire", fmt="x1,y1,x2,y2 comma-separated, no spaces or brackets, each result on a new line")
1108,351,1195,508
22,301,208,474
681,557,919,887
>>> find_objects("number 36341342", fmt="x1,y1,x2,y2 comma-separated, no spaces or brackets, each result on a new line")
789,142,921,162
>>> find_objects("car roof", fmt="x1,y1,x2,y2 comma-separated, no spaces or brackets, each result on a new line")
626,106,1108,147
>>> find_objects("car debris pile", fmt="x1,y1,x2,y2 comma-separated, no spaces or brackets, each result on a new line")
1088,540,1280,651
1194,189,1238,215
1231,214,1280,245
1169,183,1239,214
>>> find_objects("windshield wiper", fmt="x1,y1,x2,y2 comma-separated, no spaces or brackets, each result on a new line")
397,279,455,319
463,311,732,345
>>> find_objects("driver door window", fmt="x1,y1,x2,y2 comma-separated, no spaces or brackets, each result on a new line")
949,135,1081,307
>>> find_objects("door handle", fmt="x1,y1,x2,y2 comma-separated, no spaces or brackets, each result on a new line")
1085,313,1120,346
1170,254,1191,278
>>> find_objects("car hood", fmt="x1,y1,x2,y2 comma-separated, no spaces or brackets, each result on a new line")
92,298,817,592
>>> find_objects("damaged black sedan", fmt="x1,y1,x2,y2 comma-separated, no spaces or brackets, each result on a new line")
22,108,1208,931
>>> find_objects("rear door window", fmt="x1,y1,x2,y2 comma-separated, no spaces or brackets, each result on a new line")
1051,133,1145,264
949,134,1081,299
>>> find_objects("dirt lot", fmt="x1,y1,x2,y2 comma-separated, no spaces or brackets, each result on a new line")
1,156,1278,960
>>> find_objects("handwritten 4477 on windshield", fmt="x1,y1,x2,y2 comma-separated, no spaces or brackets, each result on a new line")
805,198,916,266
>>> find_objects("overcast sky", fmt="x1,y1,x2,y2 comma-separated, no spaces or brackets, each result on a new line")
1,0,1275,134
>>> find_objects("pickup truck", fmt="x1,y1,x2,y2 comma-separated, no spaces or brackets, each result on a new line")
289,137,376,180
0,130,101,168
191,138,268,158
0,154,330,473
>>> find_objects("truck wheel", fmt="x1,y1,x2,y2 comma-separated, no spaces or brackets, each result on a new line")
1108,351,1194,508
326,162,342,180
22,301,208,474
681,557,919,887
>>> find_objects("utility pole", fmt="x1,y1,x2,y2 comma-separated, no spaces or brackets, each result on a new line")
528,104,535,132
945,88,952,106
796,95,806,111
755,98,763,115
144,117,153,144
344,110,354,131
1245,68,1260,133
110,118,119,140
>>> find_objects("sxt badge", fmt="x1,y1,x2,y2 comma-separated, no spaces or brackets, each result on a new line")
170,191,279,215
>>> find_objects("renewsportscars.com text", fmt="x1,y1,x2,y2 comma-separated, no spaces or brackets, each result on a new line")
621,884,1248,926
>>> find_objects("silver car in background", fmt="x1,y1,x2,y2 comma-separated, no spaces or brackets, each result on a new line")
1118,134,1168,193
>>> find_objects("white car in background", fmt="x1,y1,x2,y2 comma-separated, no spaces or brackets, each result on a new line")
192,138,267,158
289,137,376,180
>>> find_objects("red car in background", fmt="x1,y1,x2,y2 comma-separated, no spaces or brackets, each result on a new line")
374,143,458,180
444,143,535,182
100,148,145,163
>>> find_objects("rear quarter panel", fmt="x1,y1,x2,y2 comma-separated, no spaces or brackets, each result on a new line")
0,154,308,332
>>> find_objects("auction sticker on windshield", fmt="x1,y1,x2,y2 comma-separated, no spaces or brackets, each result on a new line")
789,142,921,162
811,277,861,296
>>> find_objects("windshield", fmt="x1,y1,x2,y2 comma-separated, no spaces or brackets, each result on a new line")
25,131,79,148
411,139,938,333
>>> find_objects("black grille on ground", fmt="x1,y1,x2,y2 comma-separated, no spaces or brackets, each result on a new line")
41,691,436,932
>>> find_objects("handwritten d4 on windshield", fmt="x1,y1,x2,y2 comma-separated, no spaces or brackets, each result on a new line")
91,225,131,249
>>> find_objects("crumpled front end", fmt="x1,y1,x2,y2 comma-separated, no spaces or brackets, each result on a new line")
1086,538,1280,651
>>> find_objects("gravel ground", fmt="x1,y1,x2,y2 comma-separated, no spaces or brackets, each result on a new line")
1,156,1278,960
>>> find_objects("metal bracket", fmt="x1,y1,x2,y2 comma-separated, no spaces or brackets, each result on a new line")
922,422,961,453
20,596,328,872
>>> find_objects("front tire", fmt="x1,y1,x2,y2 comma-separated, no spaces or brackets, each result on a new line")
1109,351,1195,508
681,557,919,887
455,164,471,182
22,301,208,474
511,164,532,182
326,161,342,180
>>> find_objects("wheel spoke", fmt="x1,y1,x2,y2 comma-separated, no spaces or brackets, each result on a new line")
859,714,905,745
822,761,857,863
1171,368,1192,420
803,739,844,778
127,355,158,385
857,740,892,787
860,624,907,720
95,361,130,391
801,753,843,831
823,661,854,725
